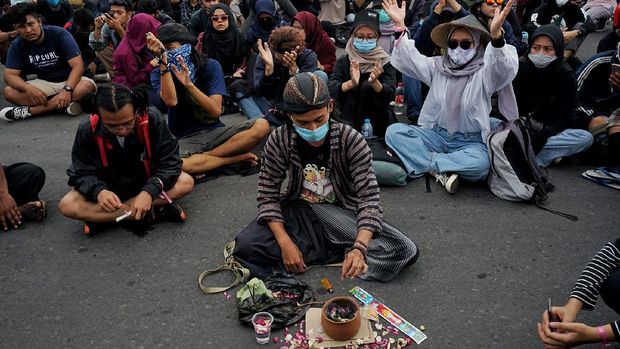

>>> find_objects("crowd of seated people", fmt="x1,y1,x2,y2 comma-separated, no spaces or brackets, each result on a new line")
0,0,618,338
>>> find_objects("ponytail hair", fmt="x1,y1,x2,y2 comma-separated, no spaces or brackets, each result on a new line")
81,84,151,116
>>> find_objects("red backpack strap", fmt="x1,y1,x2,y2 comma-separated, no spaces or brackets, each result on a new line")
89,114,109,168
136,113,152,178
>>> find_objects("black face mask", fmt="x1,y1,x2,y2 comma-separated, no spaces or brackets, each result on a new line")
258,16,274,29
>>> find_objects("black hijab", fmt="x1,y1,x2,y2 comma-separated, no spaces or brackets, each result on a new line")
202,4,248,75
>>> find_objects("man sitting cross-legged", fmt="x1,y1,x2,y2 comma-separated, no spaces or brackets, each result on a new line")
58,84,194,234
0,2,96,121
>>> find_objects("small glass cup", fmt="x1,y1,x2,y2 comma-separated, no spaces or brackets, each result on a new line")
251,312,274,344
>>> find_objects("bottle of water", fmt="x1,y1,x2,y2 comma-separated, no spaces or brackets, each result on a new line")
361,119,373,139
393,82,405,117
522,31,529,45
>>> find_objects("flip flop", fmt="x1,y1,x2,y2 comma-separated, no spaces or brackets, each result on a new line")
583,167,620,182
581,171,620,191
19,200,47,222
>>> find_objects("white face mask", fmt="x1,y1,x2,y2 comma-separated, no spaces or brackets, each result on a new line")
528,53,557,68
555,0,568,6
447,46,477,66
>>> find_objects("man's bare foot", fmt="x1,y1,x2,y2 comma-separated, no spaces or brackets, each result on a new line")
19,200,46,222
241,152,260,167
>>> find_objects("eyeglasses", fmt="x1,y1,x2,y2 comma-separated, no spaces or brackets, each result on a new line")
210,15,229,22
447,40,473,50
485,0,503,5
103,115,136,132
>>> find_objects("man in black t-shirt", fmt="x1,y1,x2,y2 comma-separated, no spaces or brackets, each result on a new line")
0,2,96,122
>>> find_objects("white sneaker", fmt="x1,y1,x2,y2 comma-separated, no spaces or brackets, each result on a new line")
66,102,83,116
432,172,459,194
0,106,32,122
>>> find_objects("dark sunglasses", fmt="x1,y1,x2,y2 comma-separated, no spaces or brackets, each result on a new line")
447,40,473,50
210,15,229,22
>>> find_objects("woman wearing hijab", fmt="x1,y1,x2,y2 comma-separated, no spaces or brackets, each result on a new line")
511,24,593,167
112,13,161,89
328,9,397,138
292,11,337,74
382,0,519,194
200,3,257,115
202,3,249,76
244,0,281,46
233,72,418,282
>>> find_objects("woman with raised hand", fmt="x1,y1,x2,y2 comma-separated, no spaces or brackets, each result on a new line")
382,0,519,194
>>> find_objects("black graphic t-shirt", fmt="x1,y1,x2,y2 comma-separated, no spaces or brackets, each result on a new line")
6,25,81,82
296,135,336,204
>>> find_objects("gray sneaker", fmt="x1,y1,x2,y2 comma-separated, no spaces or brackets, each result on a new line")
431,172,459,194
0,106,32,122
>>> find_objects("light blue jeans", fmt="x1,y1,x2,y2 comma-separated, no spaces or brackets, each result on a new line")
488,118,594,167
385,123,490,181
536,129,593,167
235,92,272,120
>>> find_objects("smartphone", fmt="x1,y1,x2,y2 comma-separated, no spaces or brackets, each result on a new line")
104,12,114,19
612,63,620,75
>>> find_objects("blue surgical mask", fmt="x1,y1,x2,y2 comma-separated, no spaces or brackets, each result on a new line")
293,121,329,143
353,38,377,54
378,9,390,24
47,0,60,5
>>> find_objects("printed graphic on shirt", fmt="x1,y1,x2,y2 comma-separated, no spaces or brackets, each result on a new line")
28,51,60,69
300,164,336,203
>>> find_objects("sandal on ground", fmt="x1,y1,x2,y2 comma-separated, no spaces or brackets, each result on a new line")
581,171,620,191
583,167,620,182
20,200,46,222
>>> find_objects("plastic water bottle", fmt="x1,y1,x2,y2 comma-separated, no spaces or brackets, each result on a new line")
393,82,405,117
361,119,374,139
522,31,529,45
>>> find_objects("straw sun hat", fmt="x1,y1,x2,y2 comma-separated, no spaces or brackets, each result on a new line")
430,14,491,49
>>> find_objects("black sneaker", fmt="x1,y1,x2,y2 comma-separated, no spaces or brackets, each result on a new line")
0,106,32,121
154,203,186,223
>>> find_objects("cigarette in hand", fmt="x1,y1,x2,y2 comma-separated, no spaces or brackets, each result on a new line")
115,211,132,222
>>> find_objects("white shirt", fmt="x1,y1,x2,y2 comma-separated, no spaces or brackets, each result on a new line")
391,33,519,138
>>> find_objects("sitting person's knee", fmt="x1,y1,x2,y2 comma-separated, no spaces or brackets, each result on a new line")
58,192,81,218
174,172,195,198
252,118,271,138
3,86,18,103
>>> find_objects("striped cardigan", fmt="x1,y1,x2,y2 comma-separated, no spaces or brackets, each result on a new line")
569,238,620,340
257,121,384,236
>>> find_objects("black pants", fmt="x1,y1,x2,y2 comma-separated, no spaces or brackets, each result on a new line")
601,268,620,314
3,162,45,205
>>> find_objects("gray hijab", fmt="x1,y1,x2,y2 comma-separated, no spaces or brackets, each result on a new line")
431,26,519,134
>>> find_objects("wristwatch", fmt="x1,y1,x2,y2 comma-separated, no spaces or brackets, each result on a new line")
63,84,73,93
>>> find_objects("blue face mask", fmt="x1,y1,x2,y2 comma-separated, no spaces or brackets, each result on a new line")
293,121,329,143
47,0,60,5
378,9,390,24
353,38,377,54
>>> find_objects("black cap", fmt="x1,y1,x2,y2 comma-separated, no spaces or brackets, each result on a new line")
351,9,380,35
157,22,197,45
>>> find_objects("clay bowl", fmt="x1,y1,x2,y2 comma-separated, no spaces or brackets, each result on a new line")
320,296,361,341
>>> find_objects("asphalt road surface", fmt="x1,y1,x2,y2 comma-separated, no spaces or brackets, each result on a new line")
0,26,617,349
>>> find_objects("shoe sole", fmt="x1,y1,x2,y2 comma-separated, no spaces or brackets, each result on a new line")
445,175,459,194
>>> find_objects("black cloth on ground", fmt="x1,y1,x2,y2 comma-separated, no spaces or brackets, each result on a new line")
233,199,344,278
3,162,46,205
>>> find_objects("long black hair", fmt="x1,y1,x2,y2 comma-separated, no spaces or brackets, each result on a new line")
81,83,150,116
